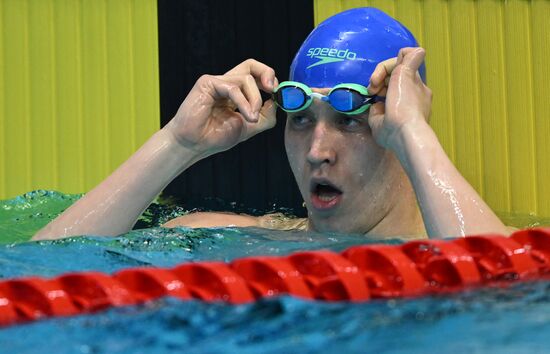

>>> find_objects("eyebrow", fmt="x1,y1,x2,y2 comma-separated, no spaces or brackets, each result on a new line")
287,107,314,115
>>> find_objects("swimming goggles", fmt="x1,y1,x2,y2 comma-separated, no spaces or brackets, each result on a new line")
272,81,383,115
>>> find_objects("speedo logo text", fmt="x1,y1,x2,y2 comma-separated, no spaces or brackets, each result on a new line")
306,47,358,69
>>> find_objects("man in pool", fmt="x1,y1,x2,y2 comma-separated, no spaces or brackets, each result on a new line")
33,8,508,241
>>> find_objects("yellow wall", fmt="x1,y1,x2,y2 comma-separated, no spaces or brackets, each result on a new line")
0,0,159,199
2,0,549,220
315,0,550,219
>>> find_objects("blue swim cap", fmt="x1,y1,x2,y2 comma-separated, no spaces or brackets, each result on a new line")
290,7,426,87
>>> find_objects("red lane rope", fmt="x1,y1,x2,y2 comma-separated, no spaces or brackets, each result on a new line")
1,228,549,327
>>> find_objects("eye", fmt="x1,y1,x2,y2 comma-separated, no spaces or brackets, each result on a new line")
290,115,312,128
338,116,361,129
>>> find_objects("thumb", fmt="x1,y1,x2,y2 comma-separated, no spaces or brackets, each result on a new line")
243,100,277,138
257,100,277,131
367,102,385,133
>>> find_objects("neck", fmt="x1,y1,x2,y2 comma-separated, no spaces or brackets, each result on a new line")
367,173,427,240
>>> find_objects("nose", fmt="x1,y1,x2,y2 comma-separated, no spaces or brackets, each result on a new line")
306,122,337,166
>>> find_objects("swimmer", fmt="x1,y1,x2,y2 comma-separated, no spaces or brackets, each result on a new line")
33,8,508,241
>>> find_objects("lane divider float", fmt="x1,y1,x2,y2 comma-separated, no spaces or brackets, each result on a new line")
1,228,549,327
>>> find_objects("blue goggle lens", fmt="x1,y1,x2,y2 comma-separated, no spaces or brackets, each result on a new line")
328,89,363,112
281,87,307,110
273,82,378,114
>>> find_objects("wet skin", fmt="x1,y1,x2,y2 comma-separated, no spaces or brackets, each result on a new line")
284,90,415,234
34,50,508,240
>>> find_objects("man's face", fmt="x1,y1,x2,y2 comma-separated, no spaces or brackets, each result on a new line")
284,88,403,234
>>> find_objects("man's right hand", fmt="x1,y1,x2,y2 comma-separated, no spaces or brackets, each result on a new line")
33,59,279,241
163,59,278,158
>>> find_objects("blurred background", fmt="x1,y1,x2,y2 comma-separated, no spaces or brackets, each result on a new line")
1,0,549,221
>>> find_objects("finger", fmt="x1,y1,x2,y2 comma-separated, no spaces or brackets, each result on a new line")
221,74,263,120
242,75,263,118
368,58,396,93
401,47,426,73
367,102,385,133
396,47,418,65
225,59,278,92
209,77,256,122
258,99,277,131
377,86,388,97
368,101,385,120
241,100,277,139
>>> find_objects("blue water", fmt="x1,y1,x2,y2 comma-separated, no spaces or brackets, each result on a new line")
1,192,549,353
0,229,549,353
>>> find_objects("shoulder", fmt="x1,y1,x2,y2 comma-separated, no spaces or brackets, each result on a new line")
162,211,308,231
257,213,308,231
162,211,260,228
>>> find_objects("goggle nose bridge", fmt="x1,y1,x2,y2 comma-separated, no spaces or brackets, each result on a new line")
309,92,330,102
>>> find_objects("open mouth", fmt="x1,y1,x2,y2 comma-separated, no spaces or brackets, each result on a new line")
310,181,343,210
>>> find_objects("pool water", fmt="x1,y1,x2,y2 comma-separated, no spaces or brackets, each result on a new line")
0,191,549,353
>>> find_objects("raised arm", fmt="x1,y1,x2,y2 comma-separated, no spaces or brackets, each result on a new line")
33,59,277,240
367,48,508,238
